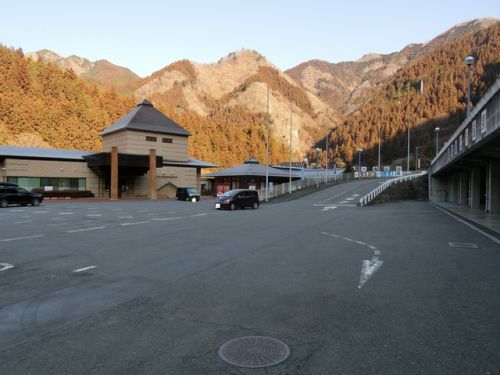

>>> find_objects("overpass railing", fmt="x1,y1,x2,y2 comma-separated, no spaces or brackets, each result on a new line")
358,171,427,206
258,171,355,201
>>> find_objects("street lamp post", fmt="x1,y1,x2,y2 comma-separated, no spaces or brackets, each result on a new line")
265,86,270,202
289,101,292,194
377,125,381,174
465,55,475,117
434,127,440,156
357,148,363,179
407,122,411,173
315,147,321,188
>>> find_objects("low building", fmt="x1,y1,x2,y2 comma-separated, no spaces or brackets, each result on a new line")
0,100,216,198
204,157,301,196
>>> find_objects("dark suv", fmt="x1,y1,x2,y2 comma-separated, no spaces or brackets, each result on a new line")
176,187,200,201
215,189,259,210
0,183,44,208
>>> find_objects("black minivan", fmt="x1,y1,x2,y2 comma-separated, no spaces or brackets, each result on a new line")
176,187,200,201
0,182,44,208
215,189,259,210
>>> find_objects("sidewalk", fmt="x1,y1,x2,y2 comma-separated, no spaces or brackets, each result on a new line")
432,201,500,237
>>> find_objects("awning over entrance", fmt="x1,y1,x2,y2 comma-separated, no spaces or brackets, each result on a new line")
83,152,163,176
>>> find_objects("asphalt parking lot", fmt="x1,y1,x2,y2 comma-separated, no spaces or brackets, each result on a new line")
1,180,499,374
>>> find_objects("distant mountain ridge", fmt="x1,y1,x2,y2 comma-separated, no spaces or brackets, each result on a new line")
286,18,499,114
26,49,139,88
13,17,500,168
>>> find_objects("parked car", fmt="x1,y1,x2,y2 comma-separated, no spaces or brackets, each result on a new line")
0,183,44,208
176,187,200,201
215,189,259,210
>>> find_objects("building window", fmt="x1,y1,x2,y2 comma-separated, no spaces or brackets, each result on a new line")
481,110,487,134
146,136,157,142
465,128,469,147
7,177,86,191
471,120,477,141
162,138,173,143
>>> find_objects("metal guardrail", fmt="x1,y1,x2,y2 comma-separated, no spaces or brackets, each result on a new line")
358,171,428,206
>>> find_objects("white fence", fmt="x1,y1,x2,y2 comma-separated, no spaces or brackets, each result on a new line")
358,171,428,206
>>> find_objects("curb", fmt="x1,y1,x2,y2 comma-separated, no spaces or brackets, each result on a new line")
429,202,500,242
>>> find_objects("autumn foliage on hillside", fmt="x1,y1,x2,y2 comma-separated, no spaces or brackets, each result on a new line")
150,84,289,168
0,45,289,168
0,45,134,150
244,66,314,116
324,23,500,168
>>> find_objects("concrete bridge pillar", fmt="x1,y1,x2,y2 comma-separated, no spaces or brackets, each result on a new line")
458,171,468,206
429,174,448,202
469,168,481,209
448,176,458,203
487,161,500,214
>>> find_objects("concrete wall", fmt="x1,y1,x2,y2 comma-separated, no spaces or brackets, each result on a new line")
102,130,188,162
3,158,99,193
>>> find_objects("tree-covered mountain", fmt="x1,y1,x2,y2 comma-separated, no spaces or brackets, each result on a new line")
286,18,498,115
2,18,499,170
318,22,500,169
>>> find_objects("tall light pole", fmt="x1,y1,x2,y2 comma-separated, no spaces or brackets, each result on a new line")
357,148,363,179
265,86,270,201
289,101,292,194
315,147,321,188
415,146,419,171
324,109,329,183
407,121,411,173
377,125,381,173
465,55,475,117
434,127,440,156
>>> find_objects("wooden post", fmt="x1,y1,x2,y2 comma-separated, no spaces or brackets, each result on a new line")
149,149,157,200
111,146,119,200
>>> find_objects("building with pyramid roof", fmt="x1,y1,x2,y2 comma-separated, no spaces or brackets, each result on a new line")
0,100,216,199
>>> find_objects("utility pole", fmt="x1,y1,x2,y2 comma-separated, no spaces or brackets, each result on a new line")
407,122,411,173
289,101,292,194
377,125,381,174
325,110,329,183
265,86,270,201
465,56,475,117
416,146,419,171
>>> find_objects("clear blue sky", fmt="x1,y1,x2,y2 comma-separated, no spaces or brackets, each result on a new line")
1,0,498,77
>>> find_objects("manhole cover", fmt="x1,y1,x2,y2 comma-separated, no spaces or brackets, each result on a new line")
448,242,479,248
218,336,290,368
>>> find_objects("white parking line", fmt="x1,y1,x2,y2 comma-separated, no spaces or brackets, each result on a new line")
58,212,74,215
73,265,97,273
111,208,124,211
151,217,182,221
0,263,14,272
118,216,134,219
86,214,102,217
14,220,33,224
191,213,208,217
33,211,48,214
9,209,25,212
51,217,64,220
121,221,149,226
66,226,106,233
0,234,45,242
